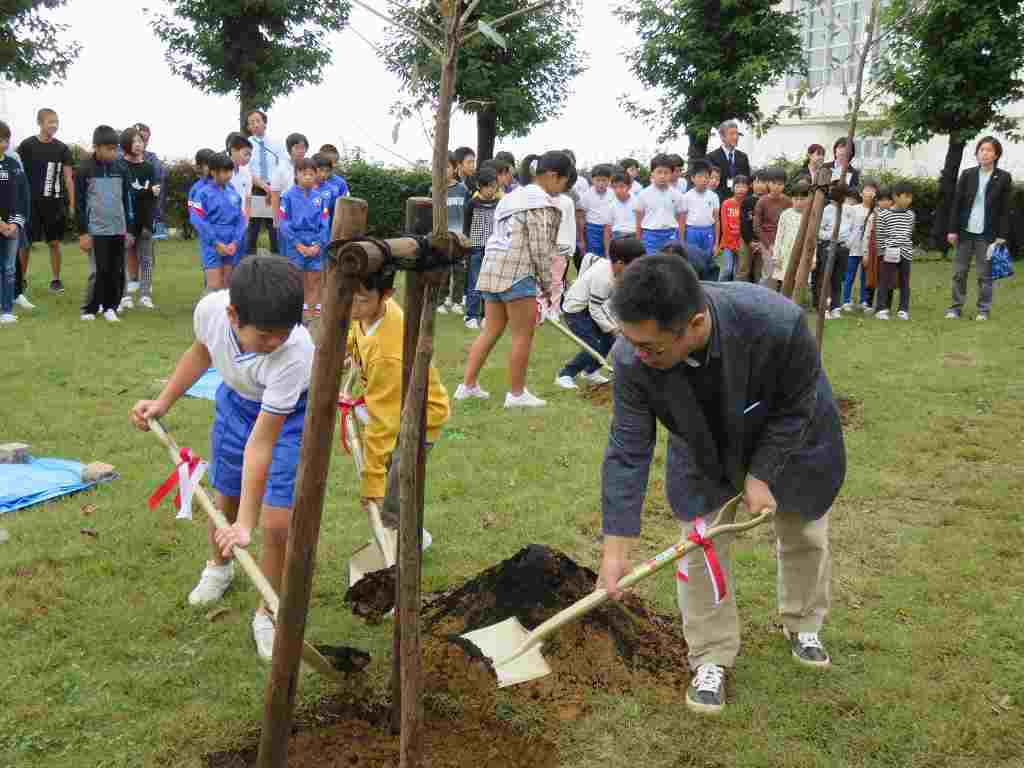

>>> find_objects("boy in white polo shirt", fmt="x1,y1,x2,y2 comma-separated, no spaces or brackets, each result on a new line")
130,256,313,662
609,171,637,240
576,164,615,257
680,159,721,258
634,153,686,255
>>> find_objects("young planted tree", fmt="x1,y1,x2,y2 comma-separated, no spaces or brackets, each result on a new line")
616,0,805,159
381,0,585,162
150,0,350,131
0,0,80,86
874,0,1024,250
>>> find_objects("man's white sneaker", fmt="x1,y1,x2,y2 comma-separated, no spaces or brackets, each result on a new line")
126,281,140,294
252,610,275,661
580,370,610,385
686,663,726,714
0,313,17,324
139,296,155,309
784,628,831,668
14,294,35,310
80,313,96,321
876,309,891,320
187,561,235,606
464,318,480,330
103,309,121,323
897,310,910,321
119,296,134,310
454,383,490,400
504,389,547,408
555,375,578,390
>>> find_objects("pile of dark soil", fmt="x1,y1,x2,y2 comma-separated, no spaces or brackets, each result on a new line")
836,395,863,429
579,382,613,408
206,545,688,768
345,565,396,624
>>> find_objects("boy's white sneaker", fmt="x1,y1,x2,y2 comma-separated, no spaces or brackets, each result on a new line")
0,313,17,324
555,375,578,390
252,610,275,661
126,281,140,294
103,309,121,323
464,318,480,330
139,296,155,309
436,303,449,315
580,370,610,385
504,389,547,408
840,302,854,312
897,310,910,321
80,313,96,321
876,310,891,321
14,294,35,310
454,383,490,400
187,561,235,606
119,295,134,310
451,302,465,315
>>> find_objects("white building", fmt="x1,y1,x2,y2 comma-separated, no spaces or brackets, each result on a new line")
730,0,1024,178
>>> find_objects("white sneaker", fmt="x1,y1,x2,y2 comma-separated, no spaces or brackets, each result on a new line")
126,281,140,294
451,302,465,315
863,306,875,316
555,375,578,390
14,294,35,310
119,296,134,311
463,318,480,330
876,310,890,321
436,303,449,315
840,302,854,313
897,310,910,321
187,561,235,605
252,610,275,661
80,313,96,321
454,383,490,400
976,314,988,322
103,308,121,323
944,310,959,319
504,389,547,408
0,313,17,324
139,296,155,309
580,370,610,385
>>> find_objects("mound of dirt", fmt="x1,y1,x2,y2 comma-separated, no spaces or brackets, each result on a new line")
345,565,396,624
580,382,613,407
836,395,862,429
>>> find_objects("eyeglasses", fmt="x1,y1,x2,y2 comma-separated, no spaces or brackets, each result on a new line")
623,332,683,358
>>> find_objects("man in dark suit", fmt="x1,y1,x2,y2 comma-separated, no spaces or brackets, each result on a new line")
945,135,1013,321
599,256,846,716
707,120,752,203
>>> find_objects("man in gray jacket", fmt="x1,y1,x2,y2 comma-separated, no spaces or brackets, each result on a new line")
599,254,846,715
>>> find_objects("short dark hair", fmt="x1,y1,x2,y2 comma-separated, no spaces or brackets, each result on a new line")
891,180,913,197
294,157,317,173
453,146,476,164
619,157,639,171
833,136,856,161
360,265,397,294
92,125,119,148
195,148,216,167
285,132,309,153
36,108,57,123
609,236,646,265
807,143,826,156
208,152,234,173
230,255,304,329
0,121,10,141
791,176,812,197
667,153,685,170
120,126,141,155
312,153,333,169
975,135,1003,162
591,163,615,179
708,165,721,177
659,243,689,261
650,153,673,172
319,143,339,155
245,109,267,127
612,254,706,333
447,152,458,169
733,174,750,187
767,167,787,183
690,159,711,177
611,171,628,185
877,185,892,201
477,166,498,187
227,132,252,152
489,157,512,175
752,168,768,181
132,122,151,134
494,150,516,168
860,177,880,194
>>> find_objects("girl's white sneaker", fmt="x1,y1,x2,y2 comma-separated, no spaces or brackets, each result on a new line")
454,383,490,400
504,389,547,408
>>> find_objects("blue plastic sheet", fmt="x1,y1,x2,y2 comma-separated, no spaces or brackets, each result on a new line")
185,368,223,401
0,458,116,515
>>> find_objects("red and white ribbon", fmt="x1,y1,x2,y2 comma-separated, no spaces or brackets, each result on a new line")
148,448,208,521
675,516,727,604
337,396,367,454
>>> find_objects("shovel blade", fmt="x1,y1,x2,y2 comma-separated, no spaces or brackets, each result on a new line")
460,617,552,688
348,541,389,588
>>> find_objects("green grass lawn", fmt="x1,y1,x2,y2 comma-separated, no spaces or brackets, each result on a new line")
2,240,1022,767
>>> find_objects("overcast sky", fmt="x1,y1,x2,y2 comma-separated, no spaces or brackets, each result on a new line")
3,1,677,168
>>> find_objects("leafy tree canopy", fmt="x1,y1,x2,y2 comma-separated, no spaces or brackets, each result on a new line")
0,0,80,87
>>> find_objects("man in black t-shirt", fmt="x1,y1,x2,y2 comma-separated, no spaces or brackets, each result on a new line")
17,108,75,294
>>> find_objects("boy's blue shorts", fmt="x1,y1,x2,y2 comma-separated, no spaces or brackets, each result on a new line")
642,228,679,255
208,384,306,509
285,240,323,272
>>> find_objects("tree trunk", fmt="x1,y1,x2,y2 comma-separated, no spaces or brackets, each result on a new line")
476,105,498,164
687,130,709,162
431,44,459,233
930,137,966,253
239,81,259,134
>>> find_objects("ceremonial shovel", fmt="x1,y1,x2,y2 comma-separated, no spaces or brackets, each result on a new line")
546,317,614,373
461,495,773,688
147,418,350,682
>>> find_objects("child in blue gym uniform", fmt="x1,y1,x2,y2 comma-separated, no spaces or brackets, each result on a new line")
279,157,330,316
634,153,685,255
131,256,314,662
190,152,246,291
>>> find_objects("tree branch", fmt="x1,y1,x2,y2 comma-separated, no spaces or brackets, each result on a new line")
458,0,483,30
385,0,447,36
350,0,444,57
463,0,556,42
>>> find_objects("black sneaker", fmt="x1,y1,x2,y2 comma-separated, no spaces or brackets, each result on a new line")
784,628,831,668
685,663,726,715
49,279,65,294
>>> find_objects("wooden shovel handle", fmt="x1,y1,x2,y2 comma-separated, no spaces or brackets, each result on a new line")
495,501,773,667
147,418,344,682
548,318,614,373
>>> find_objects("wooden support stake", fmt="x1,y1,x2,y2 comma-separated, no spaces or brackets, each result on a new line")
783,167,832,303
255,198,368,768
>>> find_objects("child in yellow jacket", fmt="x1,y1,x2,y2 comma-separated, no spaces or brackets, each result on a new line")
346,267,450,532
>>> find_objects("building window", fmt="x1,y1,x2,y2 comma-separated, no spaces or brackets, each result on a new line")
792,0,871,91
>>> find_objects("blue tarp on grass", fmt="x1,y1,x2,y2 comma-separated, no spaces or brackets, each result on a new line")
185,368,223,401
0,458,117,515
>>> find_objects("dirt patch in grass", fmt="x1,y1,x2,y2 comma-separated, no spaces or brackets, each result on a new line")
836,395,863,429
579,383,613,408
208,546,689,768
942,351,977,368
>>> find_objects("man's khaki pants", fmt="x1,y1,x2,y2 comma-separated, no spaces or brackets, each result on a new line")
676,509,831,669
